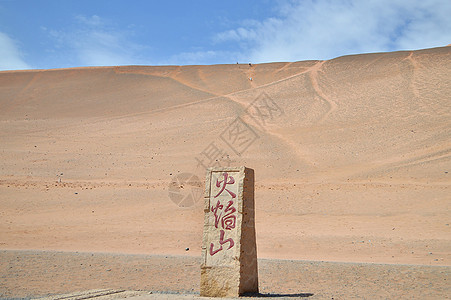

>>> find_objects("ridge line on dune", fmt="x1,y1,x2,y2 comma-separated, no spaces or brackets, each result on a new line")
400,51,421,98
89,60,325,123
273,62,294,74
168,67,221,98
308,61,337,124
246,60,324,92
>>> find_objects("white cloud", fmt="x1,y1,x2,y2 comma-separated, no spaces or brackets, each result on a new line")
0,32,31,70
215,0,451,63
47,15,148,67
214,27,259,43
74,15,103,27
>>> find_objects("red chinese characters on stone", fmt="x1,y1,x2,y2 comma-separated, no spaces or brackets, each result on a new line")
214,172,236,198
209,172,237,256
209,229,234,256
221,200,236,230
211,200,236,230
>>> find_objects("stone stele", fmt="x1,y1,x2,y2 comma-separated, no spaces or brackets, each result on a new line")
200,166,258,297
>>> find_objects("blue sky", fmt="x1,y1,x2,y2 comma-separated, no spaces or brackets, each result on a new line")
1,0,450,70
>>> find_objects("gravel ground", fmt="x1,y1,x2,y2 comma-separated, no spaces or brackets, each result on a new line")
0,250,449,299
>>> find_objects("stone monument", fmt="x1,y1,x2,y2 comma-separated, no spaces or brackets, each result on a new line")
200,166,258,297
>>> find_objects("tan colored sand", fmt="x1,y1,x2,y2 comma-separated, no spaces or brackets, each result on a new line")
1,250,449,299
0,46,450,270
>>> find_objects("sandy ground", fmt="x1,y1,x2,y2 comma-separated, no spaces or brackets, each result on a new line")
1,46,450,298
1,250,449,299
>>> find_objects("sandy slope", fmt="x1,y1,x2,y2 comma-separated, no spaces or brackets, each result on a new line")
0,46,450,267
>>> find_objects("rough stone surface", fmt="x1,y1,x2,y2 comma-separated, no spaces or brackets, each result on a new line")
200,167,258,297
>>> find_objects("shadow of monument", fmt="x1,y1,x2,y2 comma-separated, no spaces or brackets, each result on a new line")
243,292,314,298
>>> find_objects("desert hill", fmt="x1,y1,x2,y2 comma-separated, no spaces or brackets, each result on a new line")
0,46,450,266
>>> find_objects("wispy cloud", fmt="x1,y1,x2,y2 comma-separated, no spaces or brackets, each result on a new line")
3,2,450,69
46,15,148,67
215,0,451,63
0,32,31,70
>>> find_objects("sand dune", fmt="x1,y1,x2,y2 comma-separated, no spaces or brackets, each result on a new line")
0,46,450,267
